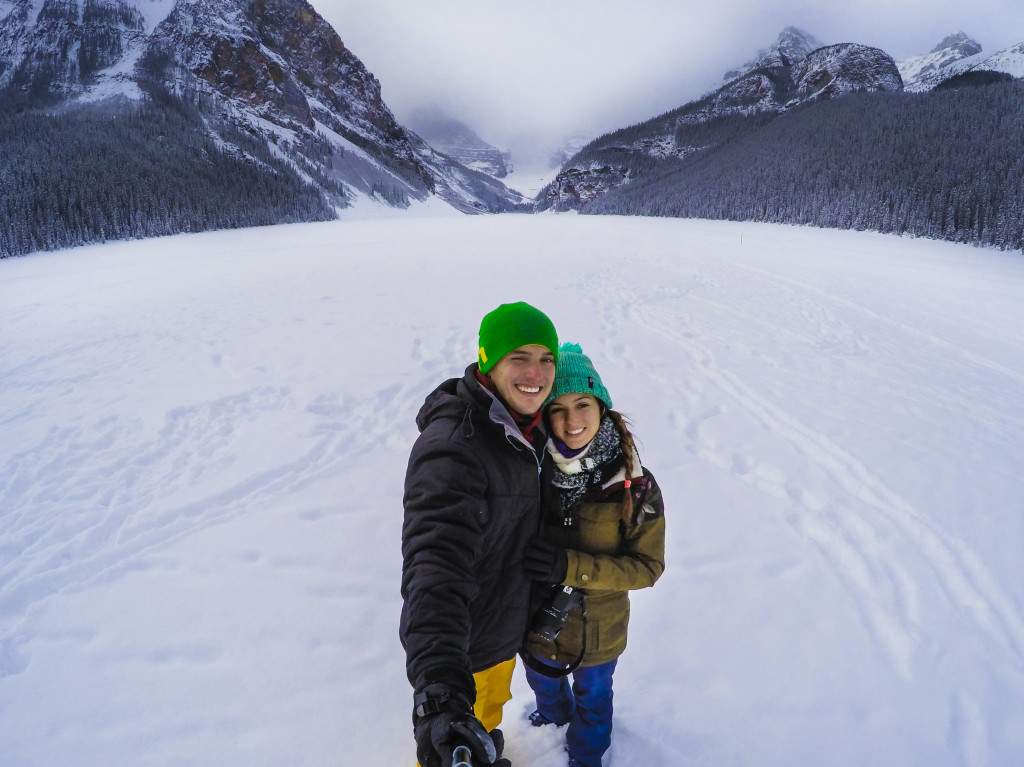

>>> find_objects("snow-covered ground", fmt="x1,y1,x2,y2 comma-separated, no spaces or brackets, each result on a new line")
2,215,1023,767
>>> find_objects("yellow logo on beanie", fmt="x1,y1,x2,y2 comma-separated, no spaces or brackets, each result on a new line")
479,346,488,365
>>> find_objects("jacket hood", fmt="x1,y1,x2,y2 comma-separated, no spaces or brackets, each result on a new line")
414,364,541,454
414,375,466,433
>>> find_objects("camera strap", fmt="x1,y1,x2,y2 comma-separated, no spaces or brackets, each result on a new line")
520,599,588,679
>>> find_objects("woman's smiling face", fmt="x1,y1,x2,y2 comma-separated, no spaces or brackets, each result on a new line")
547,393,601,450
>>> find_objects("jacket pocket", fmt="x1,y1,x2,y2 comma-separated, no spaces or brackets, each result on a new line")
572,502,622,554
586,592,629,662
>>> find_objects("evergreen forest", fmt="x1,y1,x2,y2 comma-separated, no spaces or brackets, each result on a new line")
560,81,1024,252
0,89,341,258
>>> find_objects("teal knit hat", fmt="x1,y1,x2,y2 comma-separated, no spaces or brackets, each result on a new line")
545,342,612,408
478,302,559,375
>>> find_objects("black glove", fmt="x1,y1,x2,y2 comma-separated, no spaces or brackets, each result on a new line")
450,722,511,767
414,682,500,767
523,537,568,583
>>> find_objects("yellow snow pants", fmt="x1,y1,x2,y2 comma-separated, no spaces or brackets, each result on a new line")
415,656,515,765
472,656,516,731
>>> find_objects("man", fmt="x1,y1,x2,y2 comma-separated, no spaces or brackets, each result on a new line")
401,302,559,767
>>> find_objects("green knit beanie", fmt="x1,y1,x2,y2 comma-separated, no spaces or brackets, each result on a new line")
478,302,559,375
545,342,612,408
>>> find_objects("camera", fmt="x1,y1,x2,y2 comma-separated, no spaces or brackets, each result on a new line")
531,585,584,641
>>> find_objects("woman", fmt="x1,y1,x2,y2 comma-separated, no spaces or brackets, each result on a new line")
521,342,665,767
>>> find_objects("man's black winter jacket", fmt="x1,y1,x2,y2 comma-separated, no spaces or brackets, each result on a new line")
400,364,545,696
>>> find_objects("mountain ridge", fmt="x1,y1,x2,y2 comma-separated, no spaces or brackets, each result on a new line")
533,27,1023,252
540,36,903,210
722,26,824,84
898,31,985,92
406,106,510,179
0,0,524,227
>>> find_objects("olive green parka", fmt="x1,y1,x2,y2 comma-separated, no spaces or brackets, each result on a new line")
524,443,665,669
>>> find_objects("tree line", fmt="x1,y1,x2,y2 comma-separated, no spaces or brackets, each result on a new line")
0,89,340,258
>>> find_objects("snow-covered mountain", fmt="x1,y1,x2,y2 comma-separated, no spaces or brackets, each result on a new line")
541,33,902,210
722,26,823,84
149,0,430,190
792,43,903,100
898,33,1024,92
971,40,1024,79
701,40,902,124
898,32,985,92
406,106,510,179
0,0,523,215
403,129,527,214
0,0,171,101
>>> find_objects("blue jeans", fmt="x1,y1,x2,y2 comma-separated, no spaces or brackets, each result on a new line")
525,660,617,767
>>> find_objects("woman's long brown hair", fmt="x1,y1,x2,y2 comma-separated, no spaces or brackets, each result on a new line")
606,408,638,526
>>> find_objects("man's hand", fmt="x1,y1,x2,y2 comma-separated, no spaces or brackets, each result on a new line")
414,683,501,767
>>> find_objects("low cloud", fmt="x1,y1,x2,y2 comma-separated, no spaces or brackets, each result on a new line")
311,0,1024,149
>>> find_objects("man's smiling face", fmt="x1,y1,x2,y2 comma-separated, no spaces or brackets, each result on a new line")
487,344,556,416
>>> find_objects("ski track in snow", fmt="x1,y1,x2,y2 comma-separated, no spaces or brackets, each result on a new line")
950,690,989,767
724,260,1024,442
607,269,1024,684
0,323,471,676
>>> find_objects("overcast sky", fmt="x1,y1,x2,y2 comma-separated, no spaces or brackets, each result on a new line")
309,0,1024,150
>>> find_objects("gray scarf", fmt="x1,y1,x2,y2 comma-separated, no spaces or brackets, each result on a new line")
546,416,623,526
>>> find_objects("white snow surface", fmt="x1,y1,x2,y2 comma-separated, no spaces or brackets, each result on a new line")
2,215,1024,767
898,50,987,92
974,41,1024,78
900,39,1024,91
140,0,179,35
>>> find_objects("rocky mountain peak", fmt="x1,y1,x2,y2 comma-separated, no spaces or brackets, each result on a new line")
931,31,982,56
793,43,903,101
723,26,823,83
1,0,523,213
695,41,902,125
148,0,413,155
777,26,824,56
898,32,986,92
